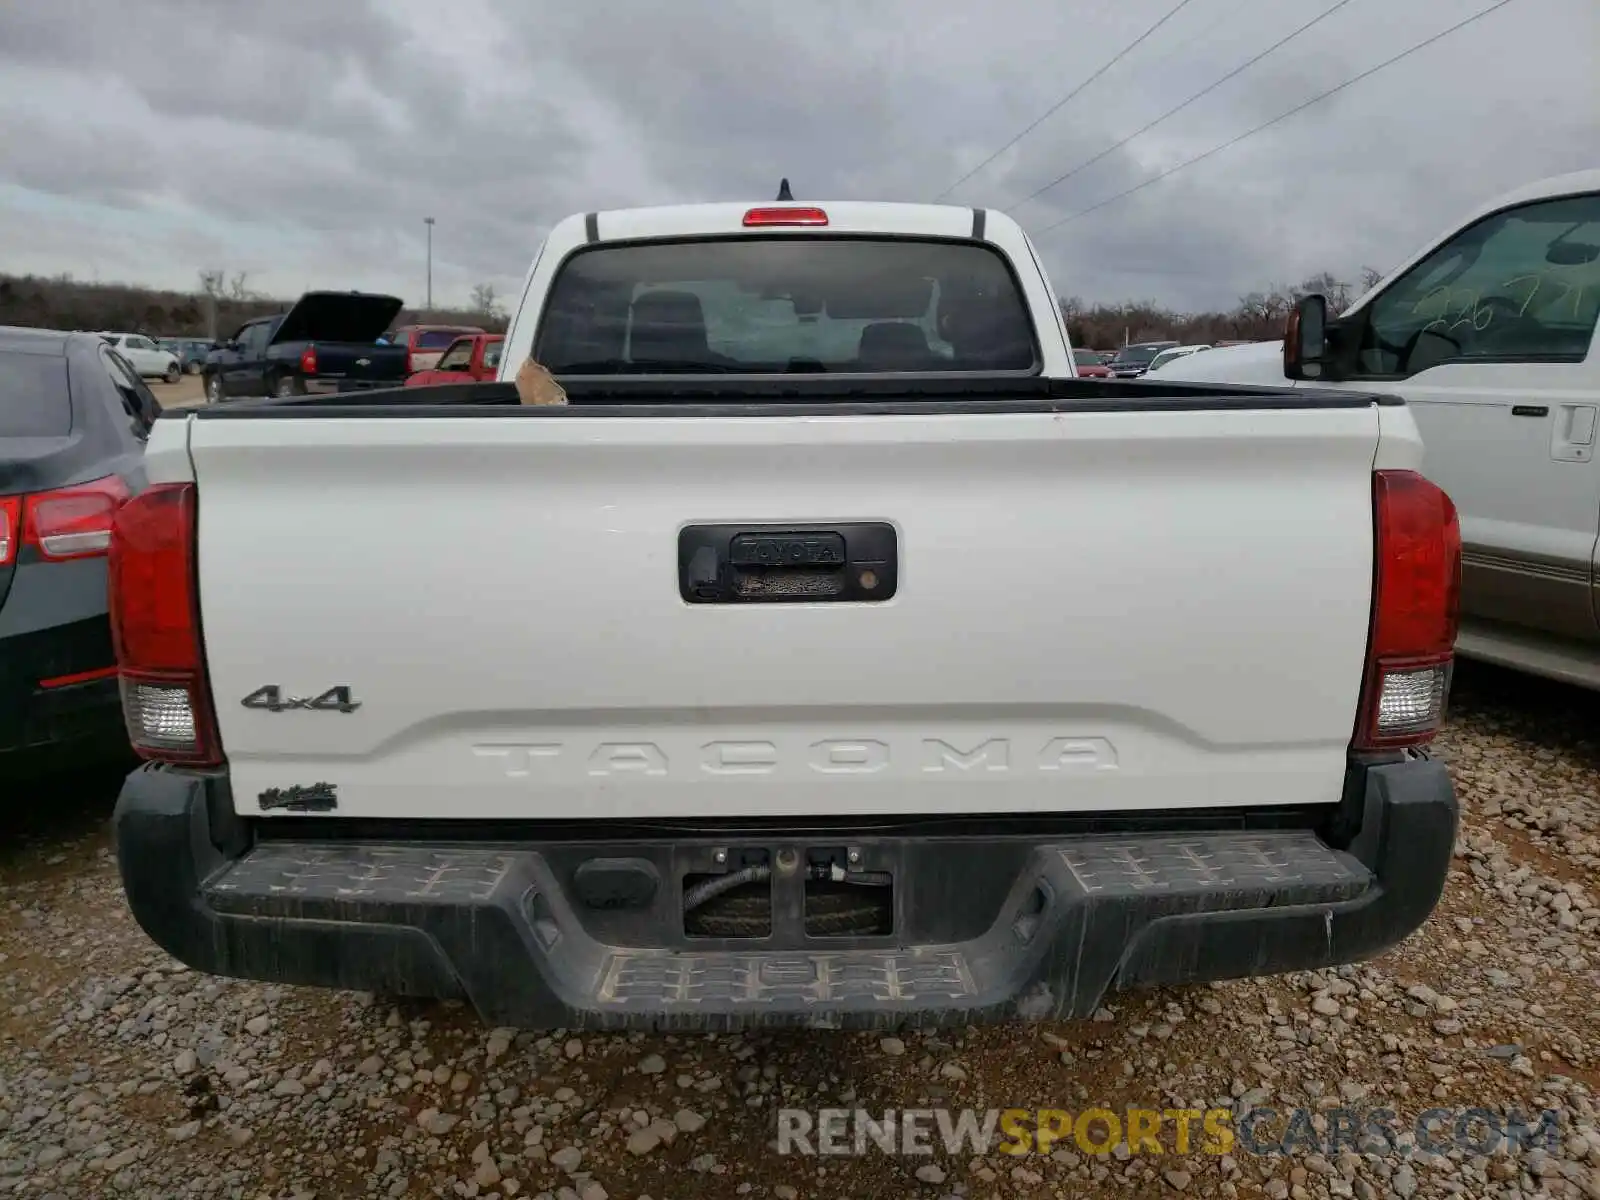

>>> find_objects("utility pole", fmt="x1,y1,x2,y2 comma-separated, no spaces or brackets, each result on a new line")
424,216,435,310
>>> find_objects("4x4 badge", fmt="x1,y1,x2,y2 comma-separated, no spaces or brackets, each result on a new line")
241,685,361,713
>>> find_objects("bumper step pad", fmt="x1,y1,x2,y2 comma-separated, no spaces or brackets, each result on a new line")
115,759,1457,1030
197,829,1371,1025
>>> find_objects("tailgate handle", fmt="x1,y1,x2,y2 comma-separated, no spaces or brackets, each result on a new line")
679,523,897,604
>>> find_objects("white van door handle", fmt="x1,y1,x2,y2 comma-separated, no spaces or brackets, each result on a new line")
1551,404,1597,462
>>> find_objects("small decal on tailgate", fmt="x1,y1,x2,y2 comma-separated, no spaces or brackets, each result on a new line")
241,685,362,713
258,783,339,813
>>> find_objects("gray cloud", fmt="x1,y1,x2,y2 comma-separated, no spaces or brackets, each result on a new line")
0,0,1592,311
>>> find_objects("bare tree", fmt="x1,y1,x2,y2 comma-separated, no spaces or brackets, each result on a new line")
1236,292,1277,324
0,273,498,340
228,271,252,302
1359,265,1386,292
1294,271,1353,313
470,282,500,317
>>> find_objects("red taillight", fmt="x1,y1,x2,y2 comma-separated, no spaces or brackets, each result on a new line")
1353,470,1461,750
109,482,221,766
24,475,131,560
0,496,19,566
742,206,829,227
299,345,318,375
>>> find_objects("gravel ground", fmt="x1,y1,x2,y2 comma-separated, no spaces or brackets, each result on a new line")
2,661,1597,1200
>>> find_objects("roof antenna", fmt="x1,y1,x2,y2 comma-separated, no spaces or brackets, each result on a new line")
775,178,794,201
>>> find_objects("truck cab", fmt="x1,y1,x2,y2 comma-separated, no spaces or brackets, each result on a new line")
1160,170,1600,689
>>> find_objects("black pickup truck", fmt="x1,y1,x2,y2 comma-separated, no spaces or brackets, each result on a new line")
202,291,410,403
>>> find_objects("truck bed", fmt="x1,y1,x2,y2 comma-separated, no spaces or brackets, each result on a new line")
171,376,1391,824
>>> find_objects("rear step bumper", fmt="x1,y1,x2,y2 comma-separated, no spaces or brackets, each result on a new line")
112,758,1456,1030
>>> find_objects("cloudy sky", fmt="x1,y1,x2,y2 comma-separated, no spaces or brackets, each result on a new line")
0,0,1592,312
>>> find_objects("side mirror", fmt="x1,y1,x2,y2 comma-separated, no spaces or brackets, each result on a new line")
1284,293,1329,381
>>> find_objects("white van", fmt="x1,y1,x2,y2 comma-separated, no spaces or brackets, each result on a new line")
1156,170,1600,689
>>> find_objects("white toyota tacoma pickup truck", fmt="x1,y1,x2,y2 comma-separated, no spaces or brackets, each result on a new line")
110,199,1460,1030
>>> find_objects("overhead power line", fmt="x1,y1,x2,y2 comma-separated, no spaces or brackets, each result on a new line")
933,0,1200,202
1014,0,1357,209
1032,0,1520,237
1120,0,1264,87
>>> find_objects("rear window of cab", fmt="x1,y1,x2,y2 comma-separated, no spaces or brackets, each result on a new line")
416,330,463,351
534,237,1039,374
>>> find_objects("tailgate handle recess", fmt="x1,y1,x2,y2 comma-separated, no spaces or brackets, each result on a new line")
679,523,897,604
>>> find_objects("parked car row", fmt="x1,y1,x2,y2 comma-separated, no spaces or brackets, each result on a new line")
84,316,500,405
116,317,1235,391
198,311,496,403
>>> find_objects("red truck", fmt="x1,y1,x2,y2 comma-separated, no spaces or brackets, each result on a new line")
388,324,487,374
1071,348,1113,378
403,333,504,386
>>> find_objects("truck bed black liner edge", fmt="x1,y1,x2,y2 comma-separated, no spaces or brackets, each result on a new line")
177,373,1397,419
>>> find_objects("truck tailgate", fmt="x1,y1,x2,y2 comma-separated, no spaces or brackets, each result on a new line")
306,343,408,387
186,406,1379,820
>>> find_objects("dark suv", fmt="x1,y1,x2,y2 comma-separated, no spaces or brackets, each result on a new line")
1,327,156,778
